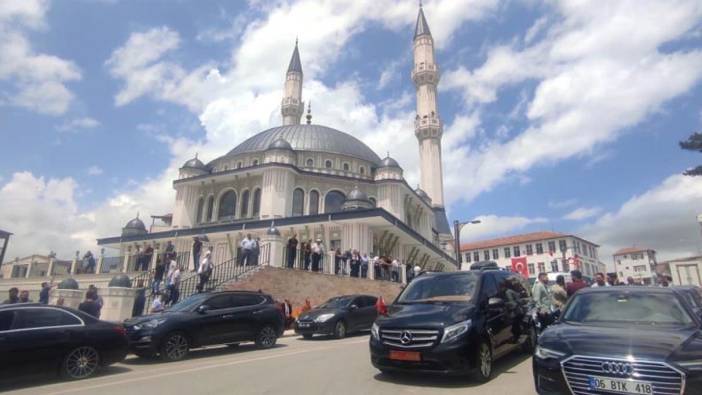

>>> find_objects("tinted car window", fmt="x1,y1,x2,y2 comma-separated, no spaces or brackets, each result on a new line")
363,296,378,307
0,310,16,331
169,294,209,312
563,292,693,326
232,294,265,307
397,273,479,303
319,296,354,309
207,295,233,310
480,274,498,300
13,308,81,329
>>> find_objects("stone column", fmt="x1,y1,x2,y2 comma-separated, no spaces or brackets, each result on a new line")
47,256,55,277
369,258,375,280
25,259,34,278
51,289,83,309
400,263,408,284
327,251,336,275
122,246,132,273
96,248,105,274
101,287,138,322
70,251,79,274
261,228,283,267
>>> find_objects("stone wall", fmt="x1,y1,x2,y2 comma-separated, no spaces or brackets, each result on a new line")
224,266,403,309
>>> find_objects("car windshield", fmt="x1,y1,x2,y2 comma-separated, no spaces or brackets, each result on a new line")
167,294,209,312
563,292,694,327
318,296,353,309
396,273,478,304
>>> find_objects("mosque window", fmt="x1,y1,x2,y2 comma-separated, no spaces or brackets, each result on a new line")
236,162,242,169
292,188,305,216
359,167,365,175
325,160,332,169
218,190,237,220
343,163,350,171
324,190,345,213
240,190,250,218
252,189,261,218
306,158,314,167
308,190,319,215
196,197,204,224
252,159,259,166
206,196,214,222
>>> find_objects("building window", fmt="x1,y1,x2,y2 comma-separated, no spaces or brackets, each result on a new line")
526,244,533,255
550,260,558,272
513,246,521,257
343,163,350,171
292,188,305,216
218,190,237,220
240,190,250,217
237,162,242,169
483,250,490,261
473,252,480,262
306,158,314,167
465,253,472,263
538,262,545,273
360,167,365,175
528,263,535,276
252,189,261,217
206,196,214,222
558,240,566,253
492,249,498,260
536,243,544,254
324,190,345,213
196,197,204,224
325,160,332,169
252,159,259,166
548,241,556,254
308,190,320,215
504,247,511,258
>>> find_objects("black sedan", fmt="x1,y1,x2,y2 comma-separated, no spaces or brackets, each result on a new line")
124,291,284,361
534,287,702,395
295,294,378,339
0,304,128,380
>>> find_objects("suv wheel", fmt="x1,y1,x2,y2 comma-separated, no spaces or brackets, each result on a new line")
160,332,190,362
256,326,278,349
334,321,347,339
302,334,313,339
474,341,493,382
61,346,100,380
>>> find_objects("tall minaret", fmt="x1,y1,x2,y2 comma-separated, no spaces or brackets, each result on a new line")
281,40,304,126
413,4,444,207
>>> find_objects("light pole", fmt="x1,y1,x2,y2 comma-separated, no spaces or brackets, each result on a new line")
453,219,481,268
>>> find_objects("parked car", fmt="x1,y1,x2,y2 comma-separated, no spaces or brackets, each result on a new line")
369,264,536,381
672,285,702,315
0,304,128,380
124,291,284,362
534,287,702,395
295,294,378,339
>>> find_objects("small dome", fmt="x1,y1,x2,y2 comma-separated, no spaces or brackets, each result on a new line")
108,274,132,288
379,156,400,168
122,215,147,237
266,226,281,236
267,138,293,151
58,278,79,290
415,187,430,200
347,186,369,201
342,186,373,211
182,155,206,170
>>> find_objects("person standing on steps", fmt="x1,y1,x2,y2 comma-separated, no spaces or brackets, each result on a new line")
286,234,298,268
197,249,213,293
239,234,255,266
192,237,203,272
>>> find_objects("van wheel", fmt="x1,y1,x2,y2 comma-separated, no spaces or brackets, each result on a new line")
334,321,347,339
473,341,493,382
522,324,537,353
160,332,189,362
302,334,313,339
61,346,100,380
256,326,278,349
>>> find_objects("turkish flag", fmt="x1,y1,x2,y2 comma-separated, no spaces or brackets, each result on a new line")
511,257,529,278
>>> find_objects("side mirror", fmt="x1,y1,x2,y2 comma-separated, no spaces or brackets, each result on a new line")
488,297,504,309
197,305,209,314
349,304,358,310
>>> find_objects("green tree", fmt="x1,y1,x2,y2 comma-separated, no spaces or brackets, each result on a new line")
680,132,702,176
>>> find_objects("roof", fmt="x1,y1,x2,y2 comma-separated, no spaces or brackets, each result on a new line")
432,206,451,235
218,124,382,165
379,156,400,168
287,42,302,74
182,156,207,170
460,231,590,251
0,229,11,237
414,6,432,39
613,247,655,256
661,255,702,264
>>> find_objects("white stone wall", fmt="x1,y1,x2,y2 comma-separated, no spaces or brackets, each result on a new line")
614,250,657,284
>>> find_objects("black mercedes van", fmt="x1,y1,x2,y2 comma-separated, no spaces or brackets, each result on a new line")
369,262,536,381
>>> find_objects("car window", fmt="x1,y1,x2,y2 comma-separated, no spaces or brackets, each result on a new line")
232,294,265,307
0,310,16,331
206,295,233,310
563,292,693,326
397,273,479,304
364,296,378,307
13,308,81,330
480,275,498,300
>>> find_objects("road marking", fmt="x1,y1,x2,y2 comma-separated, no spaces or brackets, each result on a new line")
35,338,367,395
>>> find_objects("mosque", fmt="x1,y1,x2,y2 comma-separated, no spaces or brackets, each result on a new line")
98,6,456,273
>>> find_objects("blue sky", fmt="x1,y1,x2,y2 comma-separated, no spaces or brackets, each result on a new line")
1,0,702,264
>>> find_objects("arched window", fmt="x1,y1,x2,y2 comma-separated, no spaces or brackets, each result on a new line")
218,190,237,220
240,190,250,218
196,197,204,224
252,188,261,217
292,188,305,216
206,196,214,222
343,163,350,171
369,197,376,207
309,190,319,215
360,167,365,175
252,159,259,166
325,160,332,169
324,190,346,213
306,158,314,167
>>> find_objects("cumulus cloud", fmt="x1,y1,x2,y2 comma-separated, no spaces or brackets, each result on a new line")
0,0,81,115
86,166,103,176
563,206,602,221
57,117,101,132
460,214,548,242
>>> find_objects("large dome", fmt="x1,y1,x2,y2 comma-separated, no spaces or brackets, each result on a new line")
220,124,382,165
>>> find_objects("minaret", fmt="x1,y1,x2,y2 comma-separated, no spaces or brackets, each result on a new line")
413,4,444,207
281,40,304,126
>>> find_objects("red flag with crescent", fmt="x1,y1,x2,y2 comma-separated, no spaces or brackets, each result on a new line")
511,257,529,277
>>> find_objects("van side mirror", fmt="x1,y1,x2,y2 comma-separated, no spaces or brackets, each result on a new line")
197,305,209,314
488,297,504,309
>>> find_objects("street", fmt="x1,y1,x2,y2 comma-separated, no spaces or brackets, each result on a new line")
1,333,536,395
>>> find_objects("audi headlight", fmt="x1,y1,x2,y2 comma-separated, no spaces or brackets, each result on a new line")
440,319,471,343
143,318,167,329
677,360,702,371
371,322,380,340
534,345,566,360
315,313,335,323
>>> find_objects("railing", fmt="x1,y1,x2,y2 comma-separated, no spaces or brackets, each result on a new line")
282,247,327,273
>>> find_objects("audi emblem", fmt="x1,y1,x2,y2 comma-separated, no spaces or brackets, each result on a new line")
400,331,413,345
601,361,634,376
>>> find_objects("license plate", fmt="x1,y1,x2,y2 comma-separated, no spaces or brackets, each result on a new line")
389,351,421,362
298,322,310,328
587,375,653,395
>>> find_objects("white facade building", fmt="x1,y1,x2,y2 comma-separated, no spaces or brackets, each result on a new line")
665,256,702,286
460,231,604,279
612,247,657,285
98,6,455,273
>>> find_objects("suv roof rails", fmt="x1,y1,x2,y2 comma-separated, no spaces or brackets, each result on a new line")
469,261,500,271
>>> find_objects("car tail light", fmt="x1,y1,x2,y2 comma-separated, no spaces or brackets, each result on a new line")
113,325,127,336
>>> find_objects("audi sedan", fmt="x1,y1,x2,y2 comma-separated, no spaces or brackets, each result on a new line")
533,287,702,395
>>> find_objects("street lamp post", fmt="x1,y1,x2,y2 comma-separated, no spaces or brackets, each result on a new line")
453,219,481,268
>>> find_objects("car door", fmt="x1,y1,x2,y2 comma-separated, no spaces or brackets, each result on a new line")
358,296,378,330
195,294,237,345
229,294,268,342
481,274,511,355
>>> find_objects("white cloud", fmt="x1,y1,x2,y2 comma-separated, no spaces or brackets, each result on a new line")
580,174,702,261
0,0,81,115
563,206,602,221
86,166,103,176
460,214,548,242
548,198,577,209
57,117,101,132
